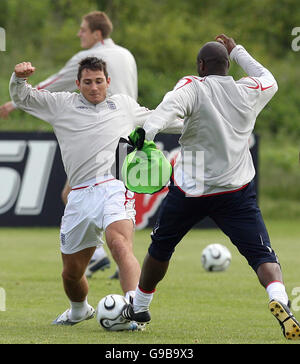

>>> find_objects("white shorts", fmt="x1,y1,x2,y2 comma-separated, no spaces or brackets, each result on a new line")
60,178,135,254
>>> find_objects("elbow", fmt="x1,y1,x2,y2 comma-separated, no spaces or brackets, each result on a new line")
9,87,26,108
268,70,278,94
272,80,278,94
9,87,19,107
9,95,20,108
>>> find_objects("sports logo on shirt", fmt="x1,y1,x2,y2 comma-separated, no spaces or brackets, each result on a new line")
106,100,117,110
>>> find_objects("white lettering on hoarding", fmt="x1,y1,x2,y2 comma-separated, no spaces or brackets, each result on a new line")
15,141,57,215
0,140,57,215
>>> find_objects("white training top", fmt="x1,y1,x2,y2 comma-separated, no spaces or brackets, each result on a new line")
35,39,138,99
9,75,182,187
143,45,278,196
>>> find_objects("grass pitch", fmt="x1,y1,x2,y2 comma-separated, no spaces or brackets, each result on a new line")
0,219,300,344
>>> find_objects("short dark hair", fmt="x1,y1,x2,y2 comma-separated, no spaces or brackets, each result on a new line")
77,57,108,81
83,11,113,38
197,41,229,76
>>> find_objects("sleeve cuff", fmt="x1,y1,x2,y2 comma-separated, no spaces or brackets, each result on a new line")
11,100,17,108
12,73,27,84
229,45,244,61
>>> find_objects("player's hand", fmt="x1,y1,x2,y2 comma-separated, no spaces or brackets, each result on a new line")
215,34,236,55
128,127,146,150
0,101,15,119
14,62,36,78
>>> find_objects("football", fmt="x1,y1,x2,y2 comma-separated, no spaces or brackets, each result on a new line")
96,294,134,331
201,243,231,272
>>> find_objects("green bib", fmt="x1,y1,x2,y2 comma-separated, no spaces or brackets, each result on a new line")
122,140,172,194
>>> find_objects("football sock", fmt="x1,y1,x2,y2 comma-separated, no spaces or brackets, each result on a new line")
90,245,107,261
266,281,289,306
133,285,155,313
125,290,136,304
69,297,89,321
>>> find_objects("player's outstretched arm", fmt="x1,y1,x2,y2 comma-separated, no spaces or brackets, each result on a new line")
220,34,277,88
216,35,278,115
0,63,36,119
9,62,65,124
1,56,76,119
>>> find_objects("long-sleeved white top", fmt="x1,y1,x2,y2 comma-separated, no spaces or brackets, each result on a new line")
35,39,138,99
143,45,278,196
10,74,182,187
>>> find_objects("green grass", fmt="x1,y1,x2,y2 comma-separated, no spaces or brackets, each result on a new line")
0,221,300,344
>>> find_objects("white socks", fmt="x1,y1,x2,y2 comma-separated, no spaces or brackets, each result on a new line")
132,286,155,313
91,245,107,261
266,281,289,306
68,282,287,322
70,297,89,321
125,290,136,303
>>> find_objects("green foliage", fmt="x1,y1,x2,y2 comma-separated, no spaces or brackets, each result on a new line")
1,0,299,135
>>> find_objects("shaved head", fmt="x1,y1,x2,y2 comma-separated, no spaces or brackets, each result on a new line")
197,41,230,77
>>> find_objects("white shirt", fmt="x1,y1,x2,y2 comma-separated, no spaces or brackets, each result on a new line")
143,45,278,196
35,39,138,99
9,74,182,187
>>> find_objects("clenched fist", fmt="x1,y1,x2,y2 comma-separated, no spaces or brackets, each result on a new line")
14,62,36,78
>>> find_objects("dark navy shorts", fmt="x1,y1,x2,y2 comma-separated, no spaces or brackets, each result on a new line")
148,180,279,272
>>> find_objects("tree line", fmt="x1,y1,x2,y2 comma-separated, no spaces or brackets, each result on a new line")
0,0,299,137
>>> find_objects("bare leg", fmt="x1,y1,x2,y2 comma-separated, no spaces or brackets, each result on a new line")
61,246,96,302
256,262,283,288
139,253,169,291
121,253,170,323
105,219,140,293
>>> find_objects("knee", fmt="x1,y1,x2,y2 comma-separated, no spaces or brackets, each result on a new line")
148,239,175,262
108,236,132,261
62,265,83,282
